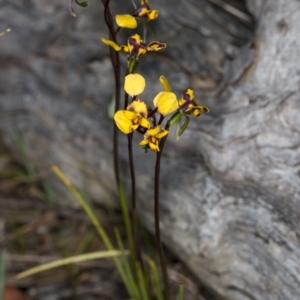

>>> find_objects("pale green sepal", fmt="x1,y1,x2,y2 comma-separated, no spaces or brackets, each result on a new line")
176,115,190,140
169,111,182,127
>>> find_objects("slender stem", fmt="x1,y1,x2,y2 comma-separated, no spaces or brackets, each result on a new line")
128,127,147,293
147,107,158,119
127,133,136,216
158,114,165,125
102,0,121,186
154,124,170,300
143,22,147,43
111,41,121,186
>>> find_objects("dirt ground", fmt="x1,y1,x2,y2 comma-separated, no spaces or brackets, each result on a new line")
0,142,218,300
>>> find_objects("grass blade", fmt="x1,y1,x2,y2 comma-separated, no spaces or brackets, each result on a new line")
16,250,127,279
51,165,133,296
118,184,136,266
115,228,141,299
137,262,150,300
148,257,164,300
178,284,184,300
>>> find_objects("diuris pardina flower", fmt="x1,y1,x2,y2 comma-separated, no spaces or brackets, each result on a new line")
114,100,150,134
153,75,179,115
114,74,150,134
115,0,158,29
102,34,166,61
159,76,209,117
139,125,168,152
179,89,209,117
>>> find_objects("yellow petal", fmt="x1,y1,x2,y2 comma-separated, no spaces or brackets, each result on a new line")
101,38,122,51
137,7,149,18
115,14,137,29
128,100,147,114
114,111,133,134
139,139,149,146
186,89,194,99
193,109,201,117
131,34,143,44
178,99,185,106
155,129,168,139
147,10,159,20
123,110,138,120
193,105,209,113
159,76,172,92
149,140,159,152
140,117,151,129
130,123,140,131
147,42,166,52
147,126,168,138
147,126,161,136
124,74,146,97
153,92,178,115
137,48,147,58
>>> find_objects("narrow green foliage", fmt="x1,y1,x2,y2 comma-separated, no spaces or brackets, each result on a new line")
16,250,126,279
118,184,138,278
52,165,112,249
137,262,150,300
51,165,132,296
114,228,141,299
148,257,164,300
178,284,184,300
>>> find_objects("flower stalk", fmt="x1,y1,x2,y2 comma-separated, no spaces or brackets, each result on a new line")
154,123,171,299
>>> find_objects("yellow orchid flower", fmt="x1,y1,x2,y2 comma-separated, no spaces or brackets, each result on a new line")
151,76,179,115
114,100,150,134
115,0,158,29
134,0,158,20
139,125,168,152
160,76,209,117
179,89,209,117
101,34,166,60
